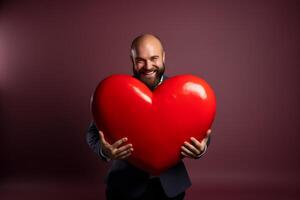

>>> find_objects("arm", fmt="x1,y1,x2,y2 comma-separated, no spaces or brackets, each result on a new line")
86,121,110,162
86,121,133,162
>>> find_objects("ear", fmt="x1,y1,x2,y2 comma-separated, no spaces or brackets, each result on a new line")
130,49,137,65
162,51,166,63
130,55,135,65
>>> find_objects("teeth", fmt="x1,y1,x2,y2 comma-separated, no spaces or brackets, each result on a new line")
144,71,155,75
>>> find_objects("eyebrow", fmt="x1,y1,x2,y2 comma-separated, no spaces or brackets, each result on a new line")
135,55,159,60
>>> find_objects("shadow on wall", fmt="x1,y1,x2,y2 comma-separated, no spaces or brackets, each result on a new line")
0,90,2,177
0,89,8,179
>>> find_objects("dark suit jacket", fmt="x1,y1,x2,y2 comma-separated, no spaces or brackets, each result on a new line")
86,75,211,198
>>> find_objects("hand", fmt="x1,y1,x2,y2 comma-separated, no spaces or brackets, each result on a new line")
181,129,212,159
99,131,134,160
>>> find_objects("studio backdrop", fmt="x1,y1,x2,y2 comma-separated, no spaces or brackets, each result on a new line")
1,0,299,199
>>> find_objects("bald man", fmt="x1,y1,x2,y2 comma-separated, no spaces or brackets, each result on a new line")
86,34,211,200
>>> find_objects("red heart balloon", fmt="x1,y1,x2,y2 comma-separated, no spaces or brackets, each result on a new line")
91,74,216,175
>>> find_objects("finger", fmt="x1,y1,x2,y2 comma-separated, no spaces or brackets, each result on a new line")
206,129,212,137
115,148,133,157
181,145,197,159
181,146,196,159
181,151,193,159
207,129,212,134
115,147,133,157
200,139,207,147
191,137,206,152
115,148,133,158
190,137,202,150
180,152,185,159
115,144,133,155
112,137,128,148
98,131,107,144
183,141,201,155
118,152,132,160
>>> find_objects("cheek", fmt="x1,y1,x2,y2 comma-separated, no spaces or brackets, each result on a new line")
154,64,163,71
154,60,163,67
134,64,143,71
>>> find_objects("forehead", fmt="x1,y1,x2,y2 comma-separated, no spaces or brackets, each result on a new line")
133,40,163,58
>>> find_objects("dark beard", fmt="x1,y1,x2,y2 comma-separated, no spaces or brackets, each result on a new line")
133,64,165,91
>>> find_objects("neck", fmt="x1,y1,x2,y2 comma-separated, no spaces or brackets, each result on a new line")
133,74,165,91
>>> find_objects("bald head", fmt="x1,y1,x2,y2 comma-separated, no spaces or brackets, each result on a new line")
131,34,164,54
130,34,166,90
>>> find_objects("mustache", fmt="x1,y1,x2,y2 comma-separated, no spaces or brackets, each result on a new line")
139,67,158,73
132,63,165,81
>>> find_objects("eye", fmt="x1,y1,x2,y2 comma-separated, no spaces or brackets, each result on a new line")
151,57,158,61
136,60,144,64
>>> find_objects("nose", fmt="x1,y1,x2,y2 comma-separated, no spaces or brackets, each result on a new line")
144,60,152,70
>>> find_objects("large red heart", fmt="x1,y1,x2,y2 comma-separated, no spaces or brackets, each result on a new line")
91,74,216,175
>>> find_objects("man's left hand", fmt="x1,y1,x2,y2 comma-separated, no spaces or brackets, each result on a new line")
181,129,212,159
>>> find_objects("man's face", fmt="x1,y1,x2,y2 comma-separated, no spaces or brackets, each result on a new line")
131,41,165,90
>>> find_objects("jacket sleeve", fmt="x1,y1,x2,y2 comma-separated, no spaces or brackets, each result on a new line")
207,134,211,147
86,121,110,162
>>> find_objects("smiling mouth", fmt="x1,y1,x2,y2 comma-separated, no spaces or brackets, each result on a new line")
142,70,156,77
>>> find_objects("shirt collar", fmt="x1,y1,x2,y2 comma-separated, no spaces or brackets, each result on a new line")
153,75,164,89
157,75,164,86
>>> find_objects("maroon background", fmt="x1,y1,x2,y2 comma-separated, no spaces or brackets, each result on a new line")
1,0,300,199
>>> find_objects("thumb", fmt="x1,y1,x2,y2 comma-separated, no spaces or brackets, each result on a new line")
98,130,106,144
206,129,212,137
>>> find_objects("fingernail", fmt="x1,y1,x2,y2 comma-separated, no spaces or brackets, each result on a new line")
131,148,134,151
124,138,128,141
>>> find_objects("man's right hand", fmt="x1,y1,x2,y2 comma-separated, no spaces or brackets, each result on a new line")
99,130,134,160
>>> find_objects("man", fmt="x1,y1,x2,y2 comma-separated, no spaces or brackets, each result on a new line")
86,34,211,200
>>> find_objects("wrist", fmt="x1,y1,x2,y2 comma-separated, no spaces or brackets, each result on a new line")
100,145,111,162
196,144,207,159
